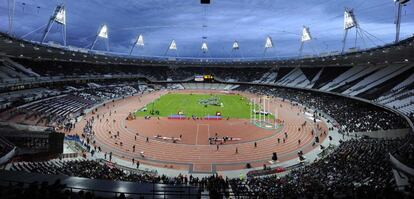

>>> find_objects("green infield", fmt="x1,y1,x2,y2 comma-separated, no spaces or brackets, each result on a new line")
135,93,272,119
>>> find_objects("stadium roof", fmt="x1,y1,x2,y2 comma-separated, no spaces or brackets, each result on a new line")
1,0,413,59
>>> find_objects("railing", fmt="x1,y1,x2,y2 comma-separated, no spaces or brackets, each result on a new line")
0,178,205,199
0,74,155,88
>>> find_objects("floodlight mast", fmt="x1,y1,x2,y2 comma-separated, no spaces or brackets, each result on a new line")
231,40,244,59
129,34,144,55
41,4,67,46
201,41,208,53
164,39,179,57
7,0,16,35
264,36,274,57
299,26,312,57
341,8,358,54
91,24,109,51
395,0,410,43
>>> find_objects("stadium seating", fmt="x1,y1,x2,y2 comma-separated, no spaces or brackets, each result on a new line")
236,85,409,132
229,137,411,198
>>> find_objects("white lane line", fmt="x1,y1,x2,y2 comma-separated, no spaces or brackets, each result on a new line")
196,124,199,145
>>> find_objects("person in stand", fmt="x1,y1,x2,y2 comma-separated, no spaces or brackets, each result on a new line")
132,158,135,165
235,148,238,154
254,142,257,148
133,145,136,152
146,137,149,142
136,161,140,169
216,144,219,151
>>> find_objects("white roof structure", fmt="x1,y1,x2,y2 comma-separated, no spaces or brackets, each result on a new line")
98,25,108,38
232,41,239,50
54,6,66,25
265,36,273,48
301,26,312,42
344,9,357,30
169,40,177,50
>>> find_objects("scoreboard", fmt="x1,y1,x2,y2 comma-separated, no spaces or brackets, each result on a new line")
194,75,214,82
203,75,214,80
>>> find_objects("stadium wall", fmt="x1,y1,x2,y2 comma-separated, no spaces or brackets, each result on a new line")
354,129,411,139
0,147,16,165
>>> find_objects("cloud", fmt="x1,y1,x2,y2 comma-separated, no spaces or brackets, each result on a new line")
0,0,413,58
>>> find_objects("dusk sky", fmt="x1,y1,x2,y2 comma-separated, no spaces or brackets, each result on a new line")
1,0,413,59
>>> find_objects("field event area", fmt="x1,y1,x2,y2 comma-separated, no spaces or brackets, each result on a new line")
135,93,271,119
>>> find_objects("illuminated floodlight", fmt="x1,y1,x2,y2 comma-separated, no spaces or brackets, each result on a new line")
41,4,66,46
136,34,144,46
98,24,108,38
344,9,357,30
169,40,177,50
201,42,208,52
265,36,273,48
91,24,109,50
299,26,312,57
129,34,144,55
301,26,312,42
232,41,240,50
54,6,66,25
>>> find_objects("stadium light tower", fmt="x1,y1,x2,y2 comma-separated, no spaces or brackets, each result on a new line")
232,41,240,51
299,26,312,57
41,4,67,46
91,24,109,51
7,0,16,35
165,39,179,57
341,8,358,54
201,41,209,53
129,34,144,55
231,40,244,59
264,36,274,57
394,0,410,43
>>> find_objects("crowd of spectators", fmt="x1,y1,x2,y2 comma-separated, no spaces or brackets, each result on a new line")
237,85,410,133
9,136,414,198
10,159,229,197
0,180,81,199
230,138,413,198
11,57,272,82
393,135,414,169
74,84,137,103
1,83,138,130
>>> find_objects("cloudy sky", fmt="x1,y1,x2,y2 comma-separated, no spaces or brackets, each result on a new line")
0,0,413,58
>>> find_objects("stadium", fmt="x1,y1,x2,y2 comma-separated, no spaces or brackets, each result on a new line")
0,0,413,198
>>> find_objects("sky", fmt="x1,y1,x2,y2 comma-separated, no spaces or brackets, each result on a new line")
0,0,414,59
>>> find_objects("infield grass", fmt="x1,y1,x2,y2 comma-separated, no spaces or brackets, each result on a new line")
135,93,272,119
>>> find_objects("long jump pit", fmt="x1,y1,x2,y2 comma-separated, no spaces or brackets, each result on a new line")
70,89,328,174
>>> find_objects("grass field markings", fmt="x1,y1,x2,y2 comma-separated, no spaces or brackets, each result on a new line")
135,93,257,118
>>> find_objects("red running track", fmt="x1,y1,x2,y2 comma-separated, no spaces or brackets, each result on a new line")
68,90,328,173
